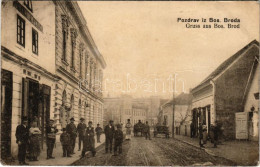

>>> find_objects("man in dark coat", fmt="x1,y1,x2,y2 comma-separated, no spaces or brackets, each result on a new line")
81,121,96,158
77,118,86,151
66,117,77,155
213,122,221,148
104,120,115,153
190,122,194,138
15,117,29,165
95,123,103,143
113,124,123,156
143,121,151,140
46,119,58,159
60,128,71,157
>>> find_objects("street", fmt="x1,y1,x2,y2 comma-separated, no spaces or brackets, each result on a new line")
73,136,236,166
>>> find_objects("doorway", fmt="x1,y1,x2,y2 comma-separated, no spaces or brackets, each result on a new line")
1,69,13,160
22,78,51,149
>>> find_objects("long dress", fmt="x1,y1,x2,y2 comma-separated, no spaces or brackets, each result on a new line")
29,127,41,159
83,127,96,155
125,123,132,140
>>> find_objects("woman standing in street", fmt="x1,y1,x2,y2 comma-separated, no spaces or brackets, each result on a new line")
29,121,41,161
125,119,132,140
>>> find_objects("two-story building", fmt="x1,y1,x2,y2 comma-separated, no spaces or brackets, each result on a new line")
1,0,57,160
1,1,106,161
53,1,106,130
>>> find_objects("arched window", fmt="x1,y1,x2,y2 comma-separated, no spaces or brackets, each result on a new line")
62,90,67,105
78,99,81,121
70,94,74,119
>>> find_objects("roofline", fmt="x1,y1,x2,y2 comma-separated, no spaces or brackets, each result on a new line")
67,1,106,69
191,40,259,92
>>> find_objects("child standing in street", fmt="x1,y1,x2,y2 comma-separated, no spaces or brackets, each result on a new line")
60,128,71,157
113,124,123,156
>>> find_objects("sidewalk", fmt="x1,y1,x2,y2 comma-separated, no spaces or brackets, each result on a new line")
175,135,259,166
11,134,105,166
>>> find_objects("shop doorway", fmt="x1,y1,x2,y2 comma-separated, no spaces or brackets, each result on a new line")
1,69,13,160
22,78,51,149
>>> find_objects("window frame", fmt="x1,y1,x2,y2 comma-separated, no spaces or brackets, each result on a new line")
24,0,33,12
17,15,25,47
32,28,38,55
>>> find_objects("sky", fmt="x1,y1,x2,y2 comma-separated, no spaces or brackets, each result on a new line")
78,1,259,98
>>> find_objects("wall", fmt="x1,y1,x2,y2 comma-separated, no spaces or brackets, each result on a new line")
214,44,259,140
1,1,56,73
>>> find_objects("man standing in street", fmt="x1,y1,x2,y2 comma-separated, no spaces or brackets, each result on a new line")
198,122,204,148
81,121,96,158
66,117,77,155
143,121,151,140
46,119,58,159
125,119,132,140
15,117,29,165
104,120,115,153
77,118,86,151
95,123,103,143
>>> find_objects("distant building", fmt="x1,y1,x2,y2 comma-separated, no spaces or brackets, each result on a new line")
104,95,164,126
191,40,259,140
158,93,192,136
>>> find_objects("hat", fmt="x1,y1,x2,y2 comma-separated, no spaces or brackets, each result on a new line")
70,117,75,121
88,121,93,124
80,118,85,121
109,120,114,123
62,128,66,131
97,123,100,125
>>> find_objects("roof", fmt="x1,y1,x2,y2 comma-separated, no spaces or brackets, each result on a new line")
191,40,259,92
161,93,192,108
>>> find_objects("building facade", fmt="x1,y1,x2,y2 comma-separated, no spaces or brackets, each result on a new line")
158,93,192,136
191,40,259,140
53,1,106,130
1,0,106,160
1,0,57,159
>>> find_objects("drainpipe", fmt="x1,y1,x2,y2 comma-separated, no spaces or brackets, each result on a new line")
210,80,216,125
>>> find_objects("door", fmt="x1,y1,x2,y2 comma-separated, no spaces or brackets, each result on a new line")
1,69,12,160
39,85,51,149
236,112,249,139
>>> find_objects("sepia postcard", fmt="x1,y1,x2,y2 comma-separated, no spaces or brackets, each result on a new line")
1,0,259,166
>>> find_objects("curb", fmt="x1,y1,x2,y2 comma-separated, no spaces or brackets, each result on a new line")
174,137,237,165
71,141,105,165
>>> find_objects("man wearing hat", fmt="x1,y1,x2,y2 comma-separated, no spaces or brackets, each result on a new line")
81,121,96,158
15,117,29,165
77,118,86,151
46,119,58,159
66,117,77,154
104,120,115,153
95,123,103,143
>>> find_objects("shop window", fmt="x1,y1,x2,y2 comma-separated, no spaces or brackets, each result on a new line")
17,15,25,47
32,28,38,55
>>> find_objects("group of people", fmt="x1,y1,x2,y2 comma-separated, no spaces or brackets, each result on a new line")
15,117,58,165
15,116,103,165
198,122,222,148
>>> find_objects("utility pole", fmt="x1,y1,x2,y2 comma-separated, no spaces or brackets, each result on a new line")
172,88,175,138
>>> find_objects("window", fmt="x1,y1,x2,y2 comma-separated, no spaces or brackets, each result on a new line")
32,28,38,55
24,0,33,12
17,15,25,47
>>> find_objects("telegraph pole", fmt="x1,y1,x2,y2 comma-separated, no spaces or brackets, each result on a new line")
172,85,175,138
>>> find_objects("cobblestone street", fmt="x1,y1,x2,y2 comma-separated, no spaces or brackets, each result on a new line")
73,137,236,166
